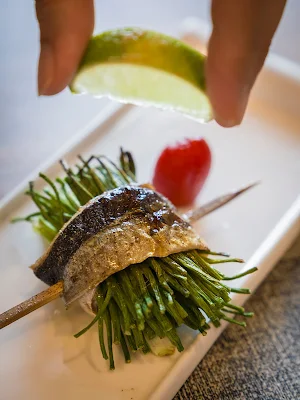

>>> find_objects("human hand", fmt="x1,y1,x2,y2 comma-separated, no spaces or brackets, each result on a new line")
36,0,286,127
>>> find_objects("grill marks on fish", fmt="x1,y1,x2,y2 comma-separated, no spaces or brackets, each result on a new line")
31,186,207,305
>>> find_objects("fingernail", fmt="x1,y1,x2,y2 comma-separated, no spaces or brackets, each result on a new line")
236,84,250,122
38,43,53,95
213,113,240,128
214,84,250,128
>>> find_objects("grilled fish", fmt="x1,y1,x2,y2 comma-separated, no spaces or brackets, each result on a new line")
31,185,207,306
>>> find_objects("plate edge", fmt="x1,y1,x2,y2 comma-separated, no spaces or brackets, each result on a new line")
150,195,300,400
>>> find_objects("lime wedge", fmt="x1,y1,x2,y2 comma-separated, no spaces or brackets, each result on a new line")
70,28,212,122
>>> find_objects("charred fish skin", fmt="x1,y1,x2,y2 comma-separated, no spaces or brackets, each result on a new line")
32,186,207,305
32,186,181,284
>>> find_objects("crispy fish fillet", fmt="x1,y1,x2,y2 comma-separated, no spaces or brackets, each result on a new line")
31,186,207,305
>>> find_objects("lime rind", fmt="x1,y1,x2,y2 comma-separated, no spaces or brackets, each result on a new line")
70,28,212,122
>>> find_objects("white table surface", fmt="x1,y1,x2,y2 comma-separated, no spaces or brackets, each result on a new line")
0,0,300,199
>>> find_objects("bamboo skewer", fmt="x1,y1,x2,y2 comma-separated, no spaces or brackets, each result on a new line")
0,282,63,329
183,182,259,223
0,182,258,330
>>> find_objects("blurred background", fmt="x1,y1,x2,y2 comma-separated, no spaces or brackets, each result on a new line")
0,0,300,199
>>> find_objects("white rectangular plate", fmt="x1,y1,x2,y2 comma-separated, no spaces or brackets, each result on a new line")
0,54,300,400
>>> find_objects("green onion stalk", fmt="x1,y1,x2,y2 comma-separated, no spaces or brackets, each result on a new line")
15,149,256,370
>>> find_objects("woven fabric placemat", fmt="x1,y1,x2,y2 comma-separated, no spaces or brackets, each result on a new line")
174,235,300,400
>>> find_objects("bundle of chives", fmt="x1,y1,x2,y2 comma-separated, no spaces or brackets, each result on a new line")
16,149,256,370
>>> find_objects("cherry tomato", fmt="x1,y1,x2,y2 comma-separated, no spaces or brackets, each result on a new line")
152,138,211,207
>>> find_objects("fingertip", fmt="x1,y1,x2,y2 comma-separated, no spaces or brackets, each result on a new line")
207,0,286,128
39,35,84,96
206,53,250,128
36,0,94,96
213,115,242,129
38,41,75,96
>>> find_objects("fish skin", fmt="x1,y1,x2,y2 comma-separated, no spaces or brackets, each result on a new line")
31,186,207,305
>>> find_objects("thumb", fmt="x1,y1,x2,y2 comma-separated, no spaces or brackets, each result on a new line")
36,0,94,95
206,0,286,127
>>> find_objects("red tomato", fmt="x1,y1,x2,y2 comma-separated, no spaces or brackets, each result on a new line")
152,138,211,207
